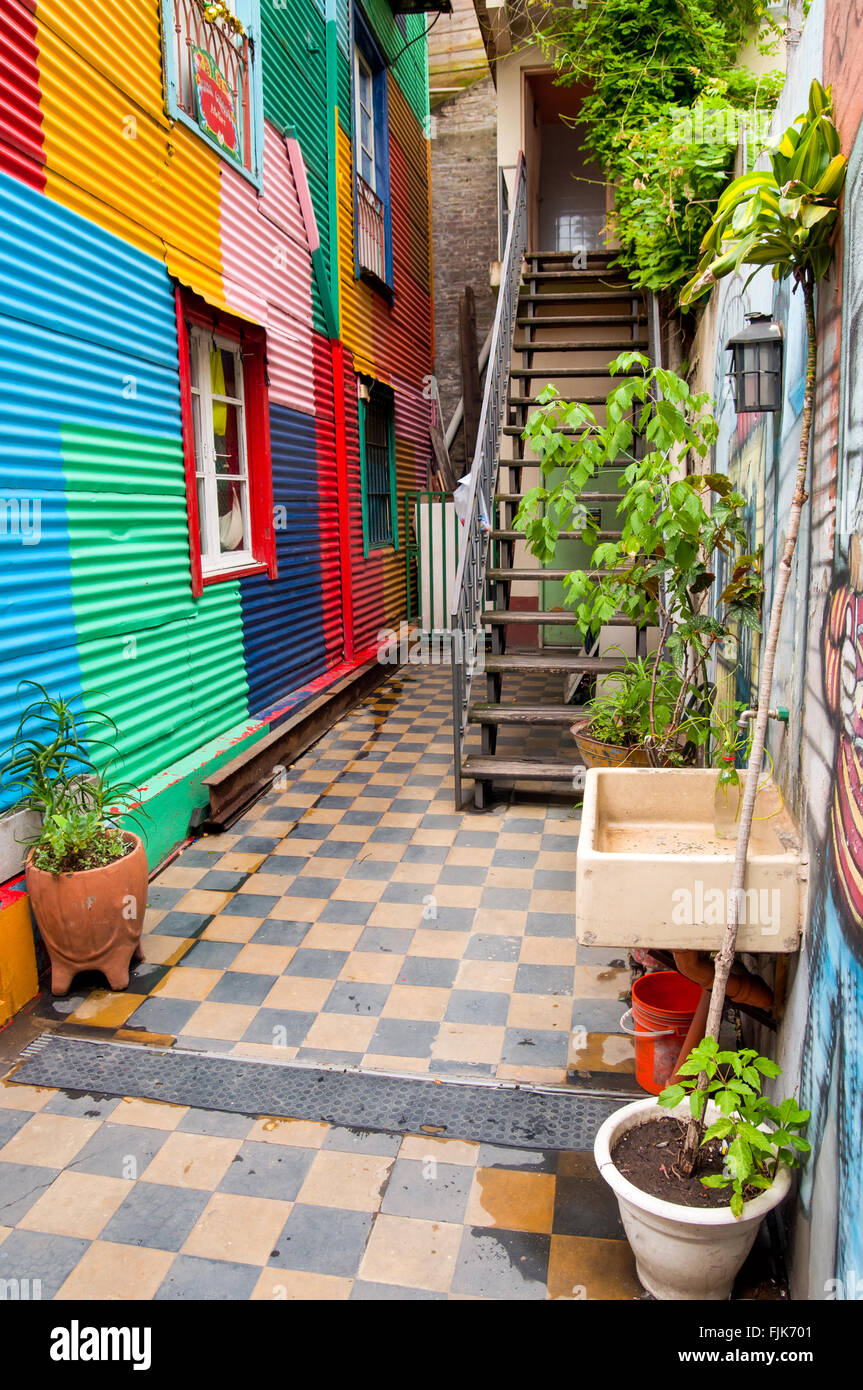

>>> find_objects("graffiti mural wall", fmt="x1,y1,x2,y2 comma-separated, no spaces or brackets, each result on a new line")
695,0,863,1296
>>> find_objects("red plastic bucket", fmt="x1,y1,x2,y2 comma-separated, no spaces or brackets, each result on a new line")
621,971,704,1095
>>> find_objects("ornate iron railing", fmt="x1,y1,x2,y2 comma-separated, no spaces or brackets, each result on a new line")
450,154,527,808
356,174,387,282
173,0,252,172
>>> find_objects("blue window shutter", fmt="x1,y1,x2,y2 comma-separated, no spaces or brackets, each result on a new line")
372,67,393,288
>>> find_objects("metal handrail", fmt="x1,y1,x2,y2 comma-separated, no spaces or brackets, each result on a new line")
450,154,527,808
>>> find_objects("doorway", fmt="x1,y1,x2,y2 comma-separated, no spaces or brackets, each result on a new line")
522,71,607,253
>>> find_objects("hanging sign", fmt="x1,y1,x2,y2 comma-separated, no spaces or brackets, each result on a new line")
191,46,240,157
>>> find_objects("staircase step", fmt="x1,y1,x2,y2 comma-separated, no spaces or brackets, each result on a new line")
523,270,632,283
494,492,620,504
470,703,587,726
510,366,642,379
484,652,626,675
461,755,585,783
481,610,633,627
514,339,649,353
491,528,622,542
488,567,616,582
519,291,641,304
508,396,609,408
516,315,646,327
482,610,577,625
524,250,614,263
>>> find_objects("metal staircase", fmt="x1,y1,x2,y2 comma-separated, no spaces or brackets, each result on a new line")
451,158,655,810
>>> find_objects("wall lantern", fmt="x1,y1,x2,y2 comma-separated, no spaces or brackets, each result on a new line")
726,312,784,413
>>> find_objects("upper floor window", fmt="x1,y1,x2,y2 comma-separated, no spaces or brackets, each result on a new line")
352,9,392,289
161,0,263,184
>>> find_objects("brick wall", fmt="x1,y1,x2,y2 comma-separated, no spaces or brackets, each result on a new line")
430,75,498,472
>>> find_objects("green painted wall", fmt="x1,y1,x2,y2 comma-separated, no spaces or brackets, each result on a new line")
60,424,250,790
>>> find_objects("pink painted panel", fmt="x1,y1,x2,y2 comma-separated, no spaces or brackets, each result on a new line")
219,119,315,415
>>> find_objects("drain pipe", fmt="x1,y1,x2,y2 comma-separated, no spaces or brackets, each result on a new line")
444,324,494,453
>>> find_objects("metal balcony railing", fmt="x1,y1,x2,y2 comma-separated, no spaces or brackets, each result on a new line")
356,175,387,283
450,154,527,809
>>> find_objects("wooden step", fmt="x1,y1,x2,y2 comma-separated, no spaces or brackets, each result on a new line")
509,366,641,379
483,652,625,675
491,528,622,542
508,396,609,408
494,492,620,504
514,339,649,353
482,610,577,625
470,703,587,726
488,568,617,581
481,610,633,627
519,291,641,305
524,250,614,262
516,315,646,327
523,270,632,283
461,755,585,783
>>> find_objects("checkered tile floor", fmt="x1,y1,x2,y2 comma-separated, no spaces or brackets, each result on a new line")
0,1080,644,1300
0,1080,782,1301
41,666,636,1089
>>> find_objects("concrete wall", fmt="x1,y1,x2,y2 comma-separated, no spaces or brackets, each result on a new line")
429,74,499,468
690,0,863,1298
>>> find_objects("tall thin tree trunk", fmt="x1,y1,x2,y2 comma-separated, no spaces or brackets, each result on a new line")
679,268,817,1173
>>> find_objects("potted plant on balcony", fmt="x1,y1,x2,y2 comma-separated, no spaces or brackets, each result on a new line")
2,684,147,996
515,361,763,769
594,1036,809,1300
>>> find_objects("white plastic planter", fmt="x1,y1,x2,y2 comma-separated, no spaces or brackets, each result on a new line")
594,1097,792,1300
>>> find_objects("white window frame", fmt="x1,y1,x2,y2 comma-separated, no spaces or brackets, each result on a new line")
188,327,255,576
354,45,376,191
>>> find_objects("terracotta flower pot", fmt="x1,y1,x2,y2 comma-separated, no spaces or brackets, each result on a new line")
25,832,148,996
570,720,653,769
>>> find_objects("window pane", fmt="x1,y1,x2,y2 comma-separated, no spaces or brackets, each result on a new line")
213,401,245,477
211,346,239,399
361,150,374,186
218,477,249,554
197,475,211,556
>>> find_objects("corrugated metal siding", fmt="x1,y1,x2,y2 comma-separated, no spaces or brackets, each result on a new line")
388,76,431,296
0,171,250,798
0,0,45,189
312,330,345,666
240,404,328,716
35,0,227,309
361,1,428,129
342,347,384,650
337,121,432,390
261,3,329,335
220,122,316,416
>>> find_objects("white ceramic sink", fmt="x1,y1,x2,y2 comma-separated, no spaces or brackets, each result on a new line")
576,769,805,953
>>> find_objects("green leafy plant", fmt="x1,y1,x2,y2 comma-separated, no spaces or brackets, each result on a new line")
2,683,141,875
675,82,847,1175
659,1038,810,1218
515,357,763,764
528,0,784,295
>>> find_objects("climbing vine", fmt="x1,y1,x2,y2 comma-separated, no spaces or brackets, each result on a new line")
530,0,785,297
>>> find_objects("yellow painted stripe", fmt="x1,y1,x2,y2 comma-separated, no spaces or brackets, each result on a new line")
36,0,226,307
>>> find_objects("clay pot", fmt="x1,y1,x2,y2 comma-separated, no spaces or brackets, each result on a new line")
25,832,148,996
570,720,653,769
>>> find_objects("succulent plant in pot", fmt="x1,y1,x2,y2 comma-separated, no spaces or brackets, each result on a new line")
594,1037,809,1300
2,683,148,996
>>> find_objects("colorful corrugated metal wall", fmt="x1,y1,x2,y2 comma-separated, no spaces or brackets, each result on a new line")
0,0,432,835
